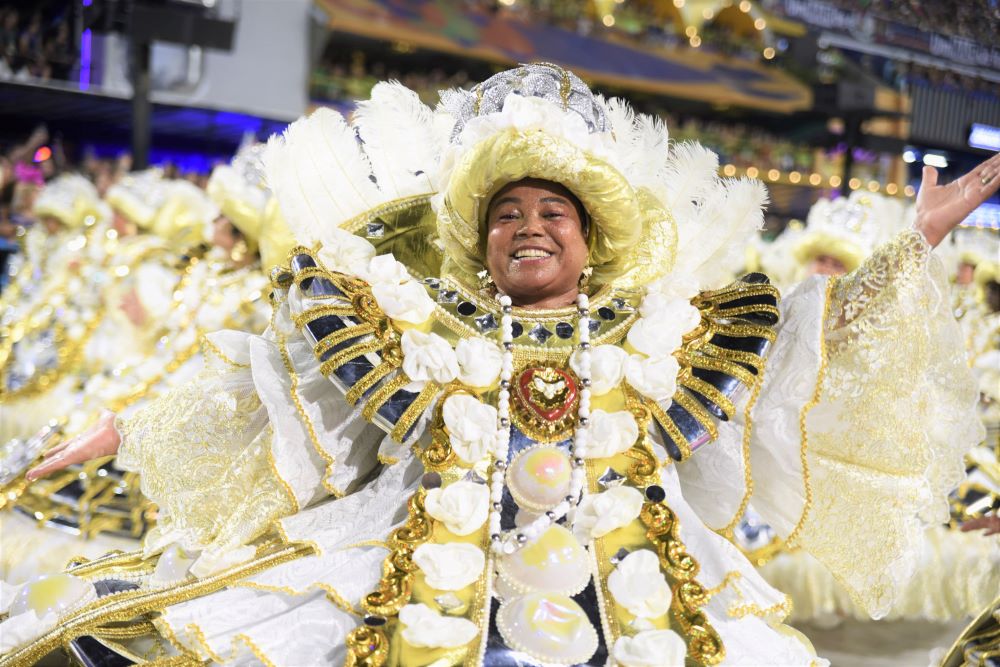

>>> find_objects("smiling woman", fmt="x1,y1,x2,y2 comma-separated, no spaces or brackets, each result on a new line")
5,64,997,667
485,178,590,309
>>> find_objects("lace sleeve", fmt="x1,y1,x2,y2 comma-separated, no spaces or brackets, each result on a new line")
116,336,296,573
750,229,984,618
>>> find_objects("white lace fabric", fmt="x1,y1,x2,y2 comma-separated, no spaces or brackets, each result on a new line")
750,229,983,618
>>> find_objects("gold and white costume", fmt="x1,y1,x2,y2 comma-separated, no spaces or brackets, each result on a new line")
0,160,290,586
0,66,983,667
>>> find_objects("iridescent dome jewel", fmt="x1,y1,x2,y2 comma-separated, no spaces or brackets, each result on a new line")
9,573,96,618
497,592,599,665
497,524,591,596
506,445,573,512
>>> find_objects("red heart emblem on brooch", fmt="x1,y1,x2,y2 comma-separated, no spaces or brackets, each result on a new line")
515,366,579,423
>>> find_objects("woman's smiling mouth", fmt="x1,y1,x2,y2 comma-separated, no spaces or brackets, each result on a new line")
511,247,555,264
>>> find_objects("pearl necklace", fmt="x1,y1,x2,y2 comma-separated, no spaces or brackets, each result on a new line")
490,293,592,555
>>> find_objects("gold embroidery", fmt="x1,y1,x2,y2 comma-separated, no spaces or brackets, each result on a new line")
276,328,339,497
784,280,833,549
360,488,433,618
362,373,413,423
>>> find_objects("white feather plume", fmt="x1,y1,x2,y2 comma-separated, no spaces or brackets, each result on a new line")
655,141,720,224
263,107,382,246
596,97,669,192
354,82,439,199
629,112,670,192
674,177,768,287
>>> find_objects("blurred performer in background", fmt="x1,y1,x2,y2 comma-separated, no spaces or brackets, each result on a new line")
0,151,294,585
2,65,998,666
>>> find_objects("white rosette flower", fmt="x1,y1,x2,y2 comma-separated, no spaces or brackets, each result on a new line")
425,481,490,536
316,229,376,275
413,542,486,591
443,394,498,464
607,550,672,618
624,354,680,402
644,272,701,300
455,337,502,388
585,409,639,458
363,253,411,286
572,486,644,543
612,629,687,667
401,329,460,389
372,280,436,324
571,344,627,395
399,603,479,649
639,293,701,333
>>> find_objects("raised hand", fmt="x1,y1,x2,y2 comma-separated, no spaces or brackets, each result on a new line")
26,410,121,481
915,152,1000,248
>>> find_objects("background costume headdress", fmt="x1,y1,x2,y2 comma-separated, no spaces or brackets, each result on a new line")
206,143,270,254
150,180,219,250
32,173,107,229
264,63,768,291
105,169,167,230
792,191,909,273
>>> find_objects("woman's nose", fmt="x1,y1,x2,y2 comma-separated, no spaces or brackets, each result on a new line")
514,213,545,237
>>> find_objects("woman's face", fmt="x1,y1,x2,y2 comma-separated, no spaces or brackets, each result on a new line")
809,253,848,277
485,178,589,309
212,215,237,251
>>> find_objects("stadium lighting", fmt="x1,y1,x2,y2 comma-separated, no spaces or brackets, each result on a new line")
923,153,948,169
969,124,1000,152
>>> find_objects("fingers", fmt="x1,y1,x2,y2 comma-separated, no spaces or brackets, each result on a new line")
26,445,89,481
977,153,1000,194
921,165,938,189
41,437,76,458
959,516,1000,534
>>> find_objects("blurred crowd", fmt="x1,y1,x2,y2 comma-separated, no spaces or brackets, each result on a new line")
0,3,76,83
795,0,1000,47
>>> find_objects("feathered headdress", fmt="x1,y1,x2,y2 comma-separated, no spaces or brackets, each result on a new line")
263,63,767,291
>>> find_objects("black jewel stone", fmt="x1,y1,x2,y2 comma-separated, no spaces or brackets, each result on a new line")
597,306,616,321
457,301,477,317
645,485,666,503
422,472,442,489
588,319,601,334
364,615,387,627
555,322,574,339
510,321,524,338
